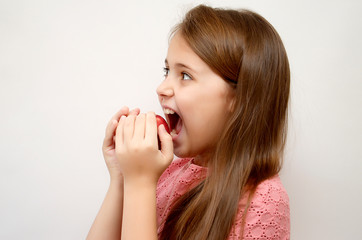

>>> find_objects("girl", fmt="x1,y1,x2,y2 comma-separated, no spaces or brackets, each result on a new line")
87,4,290,240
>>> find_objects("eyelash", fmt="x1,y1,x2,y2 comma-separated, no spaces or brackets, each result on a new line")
163,67,169,77
182,72,192,80
163,67,192,80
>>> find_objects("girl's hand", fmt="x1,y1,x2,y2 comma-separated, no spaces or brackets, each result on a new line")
115,112,173,186
102,106,140,181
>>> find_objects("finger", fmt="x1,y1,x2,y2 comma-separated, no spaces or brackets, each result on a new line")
158,124,174,161
112,106,130,121
124,115,136,144
134,113,146,140
104,107,139,149
104,107,128,148
128,108,140,116
109,107,139,138
115,115,126,146
103,119,118,148
105,106,129,136
145,112,157,145
109,107,139,129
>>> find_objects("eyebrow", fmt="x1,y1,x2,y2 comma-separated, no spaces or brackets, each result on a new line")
164,59,195,72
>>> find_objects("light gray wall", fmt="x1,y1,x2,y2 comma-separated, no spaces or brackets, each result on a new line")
1,0,361,239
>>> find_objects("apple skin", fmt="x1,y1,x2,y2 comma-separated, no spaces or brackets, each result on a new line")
156,115,170,150
156,115,170,134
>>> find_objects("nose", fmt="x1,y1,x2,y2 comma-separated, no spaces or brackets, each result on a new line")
156,78,174,99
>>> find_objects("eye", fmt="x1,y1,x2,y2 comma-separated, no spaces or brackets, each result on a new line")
163,67,169,77
182,72,192,80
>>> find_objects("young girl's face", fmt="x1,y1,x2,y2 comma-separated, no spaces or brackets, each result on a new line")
157,33,234,163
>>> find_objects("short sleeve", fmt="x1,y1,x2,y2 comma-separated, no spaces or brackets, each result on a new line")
228,175,290,240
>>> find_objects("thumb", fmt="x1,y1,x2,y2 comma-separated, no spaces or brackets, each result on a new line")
158,124,174,161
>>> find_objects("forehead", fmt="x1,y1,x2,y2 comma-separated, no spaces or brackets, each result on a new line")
166,33,207,71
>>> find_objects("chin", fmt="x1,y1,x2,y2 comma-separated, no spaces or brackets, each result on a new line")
173,150,194,159
174,152,188,159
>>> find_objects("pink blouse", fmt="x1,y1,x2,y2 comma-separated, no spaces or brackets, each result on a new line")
156,158,290,239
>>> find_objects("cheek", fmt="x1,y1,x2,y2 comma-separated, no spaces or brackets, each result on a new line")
198,93,231,133
185,96,226,136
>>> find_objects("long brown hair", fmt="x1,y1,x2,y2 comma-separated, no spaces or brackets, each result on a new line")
160,5,290,240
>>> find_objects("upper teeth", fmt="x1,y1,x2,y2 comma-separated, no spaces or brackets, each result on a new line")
164,108,175,114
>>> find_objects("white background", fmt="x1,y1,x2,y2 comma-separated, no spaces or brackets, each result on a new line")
1,0,361,239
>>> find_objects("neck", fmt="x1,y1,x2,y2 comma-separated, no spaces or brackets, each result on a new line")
193,153,210,167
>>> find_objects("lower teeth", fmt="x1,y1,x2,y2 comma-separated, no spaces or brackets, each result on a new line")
170,129,177,137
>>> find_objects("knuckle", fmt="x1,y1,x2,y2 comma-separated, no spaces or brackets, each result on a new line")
129,143,140,153
163,134,172,142
144,144,154,151
136,114,146,122
115,147,125,156
146,112,156,119
126,115,135,123
147,111,155,115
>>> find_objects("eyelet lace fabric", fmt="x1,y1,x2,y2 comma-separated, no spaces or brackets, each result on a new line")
156,158,290,239
229,175,290,239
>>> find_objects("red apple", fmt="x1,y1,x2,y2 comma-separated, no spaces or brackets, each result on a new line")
156,115,170,134
156,115,170,150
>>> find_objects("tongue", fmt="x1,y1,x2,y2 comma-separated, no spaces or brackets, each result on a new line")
175,117,182,134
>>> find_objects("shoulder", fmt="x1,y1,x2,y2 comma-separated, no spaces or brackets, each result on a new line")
255,175,289,206
251,176,290,225
230,175,290,239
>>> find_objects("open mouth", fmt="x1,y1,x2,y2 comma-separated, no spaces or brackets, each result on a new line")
164,108,182,137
